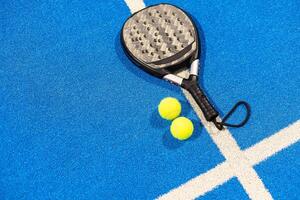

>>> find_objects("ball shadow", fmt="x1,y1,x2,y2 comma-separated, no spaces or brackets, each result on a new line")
179,99,192,116
161,118,203,150
162,130,184,150
189,118,203,141
149,109,169,129
149,98,191,129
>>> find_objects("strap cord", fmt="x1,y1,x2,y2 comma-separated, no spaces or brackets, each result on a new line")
212,101,251,130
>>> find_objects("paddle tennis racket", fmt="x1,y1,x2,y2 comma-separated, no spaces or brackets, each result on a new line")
121,3,250,130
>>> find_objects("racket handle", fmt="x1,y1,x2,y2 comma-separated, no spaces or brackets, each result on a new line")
182,79,219,122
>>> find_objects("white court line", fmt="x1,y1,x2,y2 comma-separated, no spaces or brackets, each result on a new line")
124,0,145,13
159,162,235,200
158,120,300,200
245,121,300,166
123,1,297,199
180,89,273,200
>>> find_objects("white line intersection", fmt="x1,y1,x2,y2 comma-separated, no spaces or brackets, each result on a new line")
123,1,300,199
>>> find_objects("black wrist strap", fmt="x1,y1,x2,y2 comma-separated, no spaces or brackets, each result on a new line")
213,101,251,130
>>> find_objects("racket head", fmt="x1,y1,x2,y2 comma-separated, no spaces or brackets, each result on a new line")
121,4,200,78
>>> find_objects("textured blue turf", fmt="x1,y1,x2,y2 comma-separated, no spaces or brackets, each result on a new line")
254,142,300,200
196,178,249,200
1,0,299,199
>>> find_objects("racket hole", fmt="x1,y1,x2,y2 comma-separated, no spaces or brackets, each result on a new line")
157,39,161,43
151,19,155,23
154,39,157,42
129,32,133,36
174,46,177,50
143,21,147,25
159,14,162,18
143,34,147,38
155,48,159,52
145,50,149,53
133,26,136,29
180,22,183,25
179,30,183,34
177,37,180,41
140,42,144,46
135,37,139,41
156,10,159,13
162,51,166,54
165,33,169,36
142,50,145,54
139,37,142,40
131,38,134,42
181,44,184,48
147,27,150,31
148,12,152,16
137,30,140,34
173,33,176,36
154,32,158,36
169,38,172,41
172,12,175,16
156,27,159,31
150,52,154,56
158,55,161,59
165,19,168,22
164,11,167,15
150,43,153,47
177,18,180,21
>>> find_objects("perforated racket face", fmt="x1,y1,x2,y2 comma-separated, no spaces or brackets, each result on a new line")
121,4,198,76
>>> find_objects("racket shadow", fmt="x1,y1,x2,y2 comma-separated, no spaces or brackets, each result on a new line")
114,32,178,93
162,130,184,149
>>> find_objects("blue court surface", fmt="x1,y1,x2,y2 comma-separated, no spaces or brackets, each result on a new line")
1,0,299,199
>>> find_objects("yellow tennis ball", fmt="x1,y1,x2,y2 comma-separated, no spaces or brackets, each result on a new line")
158,97,181,120
170,117,194,140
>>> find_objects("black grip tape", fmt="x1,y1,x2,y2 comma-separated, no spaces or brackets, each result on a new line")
182,79,219,121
